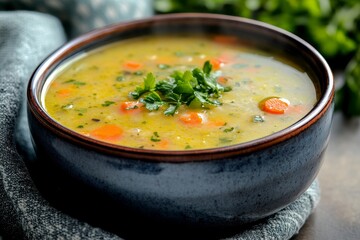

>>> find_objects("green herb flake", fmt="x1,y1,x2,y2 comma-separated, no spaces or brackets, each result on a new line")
102,101,115,107
223,127,234,133
116,75,125,81
75,108,87,114
63,79,76,84
77,125,84,128
150,132,161,142
219,137,233,144
61,103,73,110
63,79,86,86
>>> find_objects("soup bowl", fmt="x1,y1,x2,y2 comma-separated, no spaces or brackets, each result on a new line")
27,13,334,239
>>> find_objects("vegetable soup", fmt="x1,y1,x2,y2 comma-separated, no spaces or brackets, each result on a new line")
43,34,318,150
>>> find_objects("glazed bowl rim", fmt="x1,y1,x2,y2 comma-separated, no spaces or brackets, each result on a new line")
27,13,334,162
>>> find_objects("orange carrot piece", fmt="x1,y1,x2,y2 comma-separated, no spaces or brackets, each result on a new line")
124,61,142,70
51,82,59,88
206,120,226,127
157,139,170,150
217,76,228,85
57,89,72,98
89,124,123,141
262,97,289,114
179,112,204,125
210,58,222,70
119,101,143,114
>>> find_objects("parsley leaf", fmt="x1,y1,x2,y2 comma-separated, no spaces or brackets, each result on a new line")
156,80,175,94
141,92,164,111
63,79,86,86
102,100,115,107
151,132,161,142
130,73,156,99
164,103,180,116
223,127,234,133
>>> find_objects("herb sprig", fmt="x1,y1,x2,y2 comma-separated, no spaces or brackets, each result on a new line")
129,61,231,116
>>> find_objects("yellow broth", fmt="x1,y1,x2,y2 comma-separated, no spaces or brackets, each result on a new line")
43,34,317,150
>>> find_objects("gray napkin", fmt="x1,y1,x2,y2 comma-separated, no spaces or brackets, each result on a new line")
0,0,154,37
0,8,320,240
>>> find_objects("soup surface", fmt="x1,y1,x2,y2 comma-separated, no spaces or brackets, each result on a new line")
43,34,317,150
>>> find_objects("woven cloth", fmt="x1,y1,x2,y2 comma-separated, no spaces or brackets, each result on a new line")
0,4,320,240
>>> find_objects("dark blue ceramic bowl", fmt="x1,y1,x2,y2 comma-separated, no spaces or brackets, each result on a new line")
27,13,334,239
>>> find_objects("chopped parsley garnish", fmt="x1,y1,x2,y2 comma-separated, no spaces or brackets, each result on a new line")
129,61,231,116
61,103,73,110
223,127,234,133
116,75,125,81
102,101,115,107
150,132,161,142
63,79,86,86
219,137,233,144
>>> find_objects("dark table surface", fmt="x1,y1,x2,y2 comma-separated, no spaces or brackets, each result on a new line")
293,112,360,240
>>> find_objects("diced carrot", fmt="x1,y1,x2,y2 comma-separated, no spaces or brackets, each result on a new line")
89,124,123,141
206,120,226,127
179,112,204,125
210,58,222,70
157,139,170,150
217,76,228,85
57,89,72,98
261,97,289,114
51,82,59,88
212,35,238,45
210,54,235,70
119,101,144,114
124,61,142,70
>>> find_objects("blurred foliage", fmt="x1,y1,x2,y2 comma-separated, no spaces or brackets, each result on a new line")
336,51,360,116
155,0,360,116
